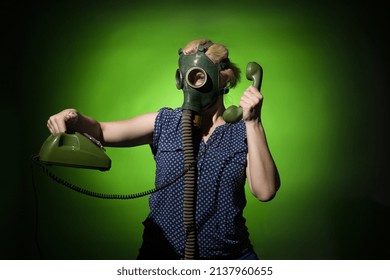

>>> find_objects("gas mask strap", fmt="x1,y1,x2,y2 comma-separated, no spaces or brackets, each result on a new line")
199,42,230,95
198,41,214,52
219,58,230,70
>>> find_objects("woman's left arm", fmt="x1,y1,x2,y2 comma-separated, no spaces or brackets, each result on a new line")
240,86,281,201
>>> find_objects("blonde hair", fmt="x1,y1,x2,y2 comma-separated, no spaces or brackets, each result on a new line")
182,39,241,90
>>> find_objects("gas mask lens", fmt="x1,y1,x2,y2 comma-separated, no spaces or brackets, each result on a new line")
186,67,207,88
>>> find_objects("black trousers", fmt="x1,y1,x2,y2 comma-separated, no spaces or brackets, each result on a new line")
137,218,258,260
137,218,181,260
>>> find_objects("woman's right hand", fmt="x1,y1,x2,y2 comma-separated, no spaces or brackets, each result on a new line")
47,108,79,135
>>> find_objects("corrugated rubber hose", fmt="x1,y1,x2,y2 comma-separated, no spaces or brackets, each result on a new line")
181,109,198,259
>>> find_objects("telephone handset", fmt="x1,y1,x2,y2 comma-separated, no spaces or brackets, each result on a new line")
38,132,111,171
222,61,263,123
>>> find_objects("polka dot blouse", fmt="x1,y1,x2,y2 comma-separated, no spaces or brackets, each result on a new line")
148,107,252,259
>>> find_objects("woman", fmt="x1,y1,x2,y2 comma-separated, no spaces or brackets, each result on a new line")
47,38,280,260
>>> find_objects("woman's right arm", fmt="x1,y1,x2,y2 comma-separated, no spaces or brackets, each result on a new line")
47,108,158,147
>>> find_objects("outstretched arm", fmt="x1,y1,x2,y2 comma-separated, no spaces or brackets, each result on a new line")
47,108,158,147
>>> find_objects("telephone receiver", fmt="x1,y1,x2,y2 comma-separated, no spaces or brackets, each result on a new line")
222,61,263,123
38,132,111,171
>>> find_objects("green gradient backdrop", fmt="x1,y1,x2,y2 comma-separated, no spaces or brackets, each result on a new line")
2,0,388,259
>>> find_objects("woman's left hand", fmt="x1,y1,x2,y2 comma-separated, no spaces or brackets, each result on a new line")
239,85,263,122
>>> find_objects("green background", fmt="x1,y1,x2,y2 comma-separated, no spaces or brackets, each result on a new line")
2,0,388,259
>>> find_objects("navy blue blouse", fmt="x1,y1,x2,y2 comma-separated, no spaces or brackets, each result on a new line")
148,107,252,258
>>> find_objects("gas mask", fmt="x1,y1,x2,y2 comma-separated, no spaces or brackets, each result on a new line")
175,43,229,114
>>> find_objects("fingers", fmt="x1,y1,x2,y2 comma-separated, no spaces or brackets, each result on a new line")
239,85,263,109
238,86,263,121
47,115,67,135
46,109,78,135
64,110,78,122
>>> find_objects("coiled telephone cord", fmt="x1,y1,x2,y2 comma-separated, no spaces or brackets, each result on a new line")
31,123,230,199
31,154,195,199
